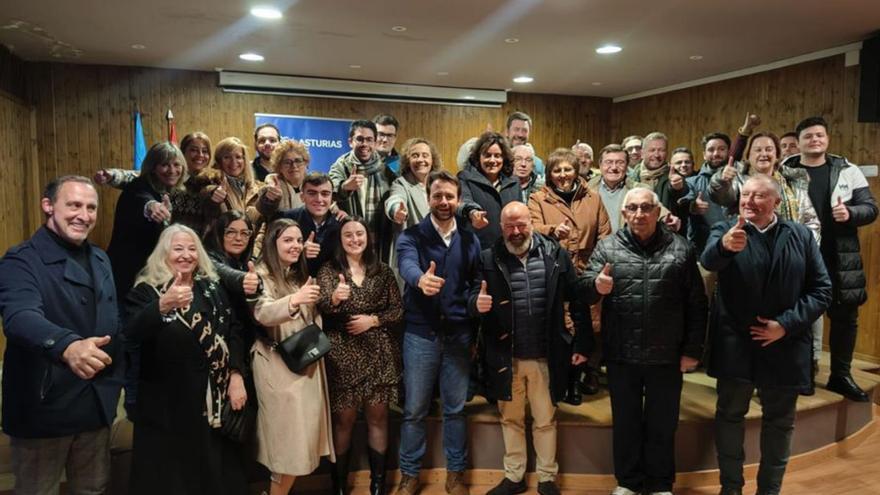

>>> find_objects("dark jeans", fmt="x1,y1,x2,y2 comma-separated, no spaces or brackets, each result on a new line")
605,362,683,493
715,379,798,495
828,302,859,376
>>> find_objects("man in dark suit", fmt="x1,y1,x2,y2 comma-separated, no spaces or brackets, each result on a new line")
0,175,124,494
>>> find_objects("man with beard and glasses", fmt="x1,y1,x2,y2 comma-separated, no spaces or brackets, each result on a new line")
471,202,590,495
252,123,281,182
395,171,482,495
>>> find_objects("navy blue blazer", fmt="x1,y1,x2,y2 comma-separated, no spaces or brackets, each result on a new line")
0,227,124,438
396,215,481,337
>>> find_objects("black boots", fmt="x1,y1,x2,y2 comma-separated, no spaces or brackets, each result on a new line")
368,448,388,495
330,450,350,495
562,364,583,405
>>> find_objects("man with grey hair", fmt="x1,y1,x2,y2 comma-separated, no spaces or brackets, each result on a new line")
584,186,706,495
506,111,545,177
572,141,594,180
0,175,124,494
627,131,688,231
702,174,832,495
512,144,544,202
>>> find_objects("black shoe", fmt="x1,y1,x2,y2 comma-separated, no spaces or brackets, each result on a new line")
330,450,350,495
538,480,561,495
827,374,870,402
486,477,527,495
579,368,600,396
367,448,387,495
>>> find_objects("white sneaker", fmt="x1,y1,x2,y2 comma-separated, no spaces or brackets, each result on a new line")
611,487,639,495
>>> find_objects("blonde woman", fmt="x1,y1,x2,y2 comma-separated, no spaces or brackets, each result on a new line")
201,137,265,224
259,139,310,214
251,218,335,495
124,224,247,495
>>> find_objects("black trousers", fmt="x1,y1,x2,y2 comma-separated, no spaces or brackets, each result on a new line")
828,302,859,376
605,362,683,493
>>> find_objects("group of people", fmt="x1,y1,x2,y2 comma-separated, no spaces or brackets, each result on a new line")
0,110,876,495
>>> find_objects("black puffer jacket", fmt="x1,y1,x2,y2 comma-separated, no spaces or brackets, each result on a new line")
457,165,521,248
469,234,593,403
783,153,878,305
584,225,707,365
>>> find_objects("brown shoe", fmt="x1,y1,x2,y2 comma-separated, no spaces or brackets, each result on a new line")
445,470,469,495
397,474,421,495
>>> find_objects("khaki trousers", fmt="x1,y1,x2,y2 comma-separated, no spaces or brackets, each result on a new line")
497,358,558,483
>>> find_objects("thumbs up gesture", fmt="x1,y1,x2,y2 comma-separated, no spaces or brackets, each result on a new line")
93,169,112,185
693,191,709,215
476,280,493,313
595,263,614,295
721,157,737,183
146,195,173,223
303,231,321,259
740,112,761,134
831,196,850,223
469,210,489,230
555,218,573,240
393,202,409,225
211,185,227,204
668,169,684,191
332,273,351,305
290,276,320,311
722,216,748,252
418,261,446,296
61,335,114,379
242,261,260,296
342,165,364,191
159,272,193,313
265,184,282,202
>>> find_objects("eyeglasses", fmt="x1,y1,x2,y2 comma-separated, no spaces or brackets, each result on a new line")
624,203,657,213
513,157,534,164
280,158,307,168
353,136,375,144
377,132,397,139
224,229,253,239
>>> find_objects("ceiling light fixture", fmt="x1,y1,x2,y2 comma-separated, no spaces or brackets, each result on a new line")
591,82,602,86
349,64,362,69
596,44,622,54
505,38,519,44
131,44,146,50
250,6,283,19
436,71,449,76
391,26,407,32
463,95,476,100
513,75,534,84
239,53,264,61
689,55,703,60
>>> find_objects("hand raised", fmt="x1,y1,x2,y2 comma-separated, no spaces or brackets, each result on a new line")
303,231,321,259
342,166,364,192
555,219,572,240
159,272,193,313
290,276,320,309
393,202,408,225
831,196,850,223
693,191,709,215
332,273,351,305
242,261,260,296
722,216,748,252
211,186,227,204
470,210,489,230
62,335,113,380
418,261,445,296
476,280,493,313
721,157,737,183
595,263,613,295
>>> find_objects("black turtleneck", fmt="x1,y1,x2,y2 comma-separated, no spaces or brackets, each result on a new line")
46,226,93,277
553,182,578,205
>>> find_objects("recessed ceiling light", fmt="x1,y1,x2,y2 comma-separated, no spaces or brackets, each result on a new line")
591,82,602,86
689,55,703,60
349,64,362,69
463,95,476,100
131,44,146,50
596,45,622,54
505,38,519,44
436,71,449,76
513,75,534,84
391,26,407,32
250,6,282,19
239,53,264,61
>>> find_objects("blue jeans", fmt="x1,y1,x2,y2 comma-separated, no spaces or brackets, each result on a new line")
398,330,472,477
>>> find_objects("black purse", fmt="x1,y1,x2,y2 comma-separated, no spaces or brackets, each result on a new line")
274,322,331,374
220,397,257,443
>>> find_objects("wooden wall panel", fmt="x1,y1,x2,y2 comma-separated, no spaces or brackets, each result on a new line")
26,62,611,249
611,54,880,362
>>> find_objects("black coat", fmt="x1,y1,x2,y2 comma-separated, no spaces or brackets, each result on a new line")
457,166,521,248
469,234,592,403
0,227,124,438
701,219,832,389
124,278,246,495
585,225,707,365
106,176,166,301
784,153,878,305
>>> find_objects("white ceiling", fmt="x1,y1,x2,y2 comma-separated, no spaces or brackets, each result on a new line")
2,0,879,98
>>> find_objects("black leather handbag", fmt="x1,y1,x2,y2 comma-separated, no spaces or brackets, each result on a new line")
220,397,256,443
274,322,331,374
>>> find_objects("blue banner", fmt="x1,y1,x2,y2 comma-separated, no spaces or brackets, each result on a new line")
255,113,353,174
133,111,147,171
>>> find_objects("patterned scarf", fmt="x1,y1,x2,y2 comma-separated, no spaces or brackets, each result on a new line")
339,151,388,233
638,162,670,189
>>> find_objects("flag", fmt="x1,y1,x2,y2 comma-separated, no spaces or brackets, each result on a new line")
133,110,147,171
166,108,178,145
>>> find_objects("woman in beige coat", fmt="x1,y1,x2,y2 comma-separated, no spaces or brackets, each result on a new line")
252,218,335,495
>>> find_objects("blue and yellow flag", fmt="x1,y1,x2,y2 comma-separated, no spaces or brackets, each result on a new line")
133,111,147,170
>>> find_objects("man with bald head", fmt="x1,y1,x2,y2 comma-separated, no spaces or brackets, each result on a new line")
471,202,590,495
702,175,832,495
584,187,706,495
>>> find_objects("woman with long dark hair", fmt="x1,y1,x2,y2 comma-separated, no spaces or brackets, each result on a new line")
316,217,403,495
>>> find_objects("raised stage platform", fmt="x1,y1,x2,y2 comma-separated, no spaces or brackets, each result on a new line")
0,353,877,494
